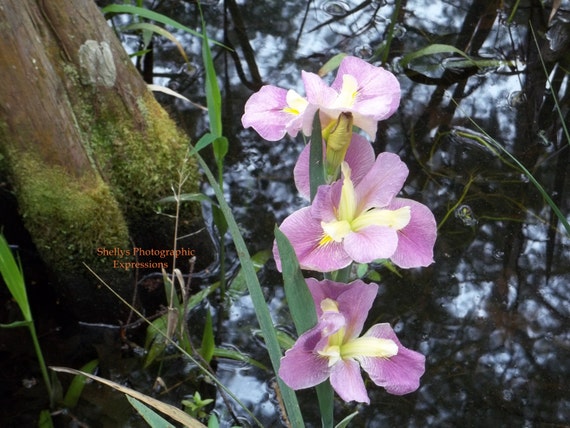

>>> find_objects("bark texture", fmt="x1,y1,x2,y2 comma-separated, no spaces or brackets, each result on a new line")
0,0,201,321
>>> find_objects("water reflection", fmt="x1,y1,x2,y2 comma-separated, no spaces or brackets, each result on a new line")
113,0,570,426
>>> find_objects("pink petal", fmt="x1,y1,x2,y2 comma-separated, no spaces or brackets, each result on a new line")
301,71,340,135
342,134,376,186
310,182,339,223
273,207,352,272
389,198,437,268
241,85,303,141
334,281,378,339
354,152,409,211
278,328,331,390
302,70,338,107
306,279,378,339
330,358,370,403
348,114,380,140
359,323,425,395
343,225,399,263
331,56,401,121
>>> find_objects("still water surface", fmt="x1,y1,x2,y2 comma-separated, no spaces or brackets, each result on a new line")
4,1,568,426
149,0,570,427
140,0,570,426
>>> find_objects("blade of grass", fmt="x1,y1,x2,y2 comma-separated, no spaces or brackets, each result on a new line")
274,227,316,334
399,43,510,70
101,4,227,48
80,263,264,427
122,22,190,64
0,235,53,405
0,235,30,320
309,110,325,202
455,128,570,235
126,395,176,428
199,5,222,141
529,24,570,147
193,150,305,428
51,367,206,428
275,226,335,428
200,310,215,364
62,359,99,408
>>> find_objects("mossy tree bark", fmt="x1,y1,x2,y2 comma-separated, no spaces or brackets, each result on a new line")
0,0,202,322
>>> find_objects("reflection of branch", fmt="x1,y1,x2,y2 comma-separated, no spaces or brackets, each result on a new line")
309,0,372,33
224,0,263,90
295,0,313,48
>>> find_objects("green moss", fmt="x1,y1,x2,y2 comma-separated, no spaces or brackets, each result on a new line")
14,154,131,274
0,62,203,321
68,75,200,239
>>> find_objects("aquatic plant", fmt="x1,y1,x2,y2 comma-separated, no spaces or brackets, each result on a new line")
274,155,436,272
243,55,437,424
279,278,425,404
242,55,400,140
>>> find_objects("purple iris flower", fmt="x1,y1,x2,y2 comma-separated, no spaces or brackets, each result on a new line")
274,152,437,272
279,278,425,404
241,56,400,140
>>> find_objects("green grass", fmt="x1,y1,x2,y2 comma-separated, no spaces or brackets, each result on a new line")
0,234,54,407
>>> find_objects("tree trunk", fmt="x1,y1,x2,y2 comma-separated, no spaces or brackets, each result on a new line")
0,0,203,322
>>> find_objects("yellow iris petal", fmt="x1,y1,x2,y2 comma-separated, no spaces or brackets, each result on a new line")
326,112,353,152
283,90,308,115
351,206,411,232
320,298,340,313
341,336,398,360
337,162,357,222
321,220,352,243
334,74,359,109
318,345,342,367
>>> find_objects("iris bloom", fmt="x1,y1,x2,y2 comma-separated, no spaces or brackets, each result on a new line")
241,56,400,141
279,278,425,403
274,152,437,272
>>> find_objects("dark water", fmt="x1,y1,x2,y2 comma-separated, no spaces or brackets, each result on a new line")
3,0,570,426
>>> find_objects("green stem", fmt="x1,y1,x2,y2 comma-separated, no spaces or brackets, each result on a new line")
217,161,226,300
316,380,334,428
194,151,305,427
28,321,54,407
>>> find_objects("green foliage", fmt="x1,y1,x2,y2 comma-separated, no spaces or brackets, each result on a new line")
122,22,190,64
335,411,359,428
38,410,55,428
227,250,271,296
454,127,570,236
101,4,224,47
62,359,99,408
52,366,206,427
193,151,305,427
274,227,317,336
318,53,347,77
182,391,214,420
200,310,215,364
274,227,335,428
82,263,262,426
309,110,325,202
0,234,54,407
400,43,512,72
0,234,29,321
127,395,176,428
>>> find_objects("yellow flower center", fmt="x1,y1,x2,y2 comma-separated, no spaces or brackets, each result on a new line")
333,74,359,109
318,162,411,246
282,89,308,115
316,298,398,366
